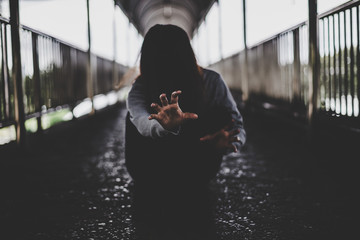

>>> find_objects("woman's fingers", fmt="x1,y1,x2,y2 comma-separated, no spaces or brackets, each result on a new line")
228,128,240,137
200,134,214,142
170,90,182,104
183,112,198,120
150,103,161,112
159,93,169,106
159,90,183,105
148,114,160,120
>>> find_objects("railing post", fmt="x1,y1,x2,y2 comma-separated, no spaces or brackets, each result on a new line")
308,0,319,122
293,28,301,104
1,24,10,120
242,0,249,101
31,32,42,134
86,0,94,114
113,1,118,88
9,0,26,148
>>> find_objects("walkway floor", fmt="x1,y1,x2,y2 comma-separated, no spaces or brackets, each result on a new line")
0,104,357,239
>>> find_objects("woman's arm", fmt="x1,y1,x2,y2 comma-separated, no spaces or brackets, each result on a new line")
127,79,172,138
215,76,246,150
200,71,246,153
127,79,197,138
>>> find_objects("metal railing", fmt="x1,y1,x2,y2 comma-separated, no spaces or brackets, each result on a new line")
210,1,360,126
318,1,359,118
210,22,309,119
0,16,128,131
246,22,309,111
0,17,13,127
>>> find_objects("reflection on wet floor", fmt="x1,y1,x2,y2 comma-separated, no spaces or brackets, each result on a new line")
0,104,356,239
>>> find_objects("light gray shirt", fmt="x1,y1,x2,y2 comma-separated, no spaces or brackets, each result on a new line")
126,68,246,151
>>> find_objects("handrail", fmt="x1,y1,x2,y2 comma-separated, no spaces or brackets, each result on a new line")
21,24,88,52
245,1,360,49
248,21,307,49
318,0,359,19
0,15,10,24
210,0,360,127
0,15,129,140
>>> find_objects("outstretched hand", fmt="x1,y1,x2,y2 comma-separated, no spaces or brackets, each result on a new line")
148,90,198,131
200,120,241,154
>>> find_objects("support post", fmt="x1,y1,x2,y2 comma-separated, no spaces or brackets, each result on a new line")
1,24,10,120
308,0,319,122
9,0,26,148
242,0,249,101
113,1,118,88
293,28,301,104
32,32,42,134
86,0,94,114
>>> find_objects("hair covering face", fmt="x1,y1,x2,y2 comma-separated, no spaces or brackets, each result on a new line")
139,24,203,113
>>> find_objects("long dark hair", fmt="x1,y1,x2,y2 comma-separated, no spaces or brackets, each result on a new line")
138,24,203,114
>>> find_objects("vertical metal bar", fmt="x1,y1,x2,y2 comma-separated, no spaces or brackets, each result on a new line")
55,41,60,105
344,11,348,115
290,32,294,101
300,26,304,104
293,28,301,104
54,41,59,104
333,14,338,113
349,8,355,116
44,38,49,107
10,0,26,148
283,34,286,99
1,23,10,120
113,1,118,89
41,37,46,107
5,25,14,120
31,32,42,133
327,17,332,110
322,19,327,110
0,25,3,120
50,39,55,105
308,0,319,121
242,0,247,50
48,38,51,106
242,0,249,101
338,12,343,114
50,39,55,106
86,0,94,114
288,31,295,101
357,6,360,115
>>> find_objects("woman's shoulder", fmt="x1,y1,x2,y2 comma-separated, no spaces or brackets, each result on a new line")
202,68,221,80
201,68,225,90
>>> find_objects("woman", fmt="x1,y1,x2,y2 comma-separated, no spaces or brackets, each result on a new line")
125,24,246,186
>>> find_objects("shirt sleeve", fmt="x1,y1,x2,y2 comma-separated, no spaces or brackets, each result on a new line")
212,74,246,152
126,79,180,138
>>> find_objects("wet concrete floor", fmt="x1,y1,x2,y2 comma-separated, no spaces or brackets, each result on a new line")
0,103,357,239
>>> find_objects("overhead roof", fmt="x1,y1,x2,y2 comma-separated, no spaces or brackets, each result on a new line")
115,0,216,37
